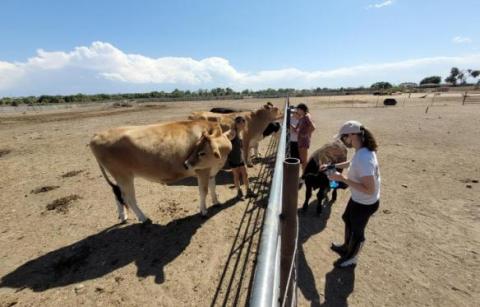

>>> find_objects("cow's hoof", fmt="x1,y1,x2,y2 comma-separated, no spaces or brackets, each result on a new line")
200,213,208,219
119,219,128,225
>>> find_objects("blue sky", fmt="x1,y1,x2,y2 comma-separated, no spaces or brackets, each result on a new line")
1,0,479,96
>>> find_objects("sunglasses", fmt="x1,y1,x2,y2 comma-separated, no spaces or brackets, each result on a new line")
341,133,358,140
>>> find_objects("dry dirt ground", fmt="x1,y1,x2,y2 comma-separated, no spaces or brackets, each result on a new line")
0,94,479,306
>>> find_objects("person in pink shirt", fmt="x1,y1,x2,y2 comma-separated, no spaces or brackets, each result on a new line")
294,103,316,172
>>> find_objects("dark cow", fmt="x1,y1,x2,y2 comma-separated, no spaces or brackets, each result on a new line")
301,141,349,215
262,122,281,137
210,107,246,114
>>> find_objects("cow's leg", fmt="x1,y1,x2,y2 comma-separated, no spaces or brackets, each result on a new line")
117,178,149,223
253,142,260,158
116,200,128,223
209,176,220,205
105,168,129,223
196,170,210,217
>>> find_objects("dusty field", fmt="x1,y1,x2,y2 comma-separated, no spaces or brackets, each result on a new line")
0,94,479,306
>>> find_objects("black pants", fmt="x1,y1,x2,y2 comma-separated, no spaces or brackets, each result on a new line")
290,141,299,160
342,198,379,246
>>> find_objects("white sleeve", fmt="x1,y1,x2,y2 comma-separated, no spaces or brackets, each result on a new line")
357,152,376,177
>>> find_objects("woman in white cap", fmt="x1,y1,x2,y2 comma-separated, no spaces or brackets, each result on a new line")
323,120,380,268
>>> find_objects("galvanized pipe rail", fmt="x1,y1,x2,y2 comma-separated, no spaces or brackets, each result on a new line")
250,97,295,307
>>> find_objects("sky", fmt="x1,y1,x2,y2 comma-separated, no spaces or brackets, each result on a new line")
0,0,479,97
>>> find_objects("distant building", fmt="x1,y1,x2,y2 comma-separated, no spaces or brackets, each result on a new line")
399,82,418,88
419,83,441,88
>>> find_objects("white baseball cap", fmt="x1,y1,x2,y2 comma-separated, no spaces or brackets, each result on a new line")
334,120,363,139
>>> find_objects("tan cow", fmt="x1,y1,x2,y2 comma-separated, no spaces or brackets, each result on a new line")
189,104,281,166
188,111,232,122
90,120,232,223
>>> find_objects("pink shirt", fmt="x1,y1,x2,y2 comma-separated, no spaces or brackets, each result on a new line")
297,114,314,148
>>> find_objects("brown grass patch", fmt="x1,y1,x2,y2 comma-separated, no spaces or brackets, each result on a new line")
112,101,133,108
31,185,60,194
46,194,82,213
0,148,11,157
61,170,84,178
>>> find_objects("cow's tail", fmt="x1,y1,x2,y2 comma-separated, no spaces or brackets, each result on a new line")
98,164,125,205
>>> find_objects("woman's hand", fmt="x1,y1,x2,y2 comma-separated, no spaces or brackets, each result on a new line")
319,164,329,171
328,171,345,182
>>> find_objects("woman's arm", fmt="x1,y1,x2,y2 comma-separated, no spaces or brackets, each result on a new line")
334,161,350,169
227,129,237,140
306,114,315,132
319,161,350,171
308,113,317,132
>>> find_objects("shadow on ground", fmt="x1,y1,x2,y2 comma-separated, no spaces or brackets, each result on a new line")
210,136,277,306
298,200,355,307
167,169,234,186
0,198,240,292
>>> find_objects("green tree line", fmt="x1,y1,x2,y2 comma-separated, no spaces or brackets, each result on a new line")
1,67,478,106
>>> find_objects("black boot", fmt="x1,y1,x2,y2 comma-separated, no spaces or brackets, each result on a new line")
330,225,351,256
334,238,364,268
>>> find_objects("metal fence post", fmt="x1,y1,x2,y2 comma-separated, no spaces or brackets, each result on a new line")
280,157,299,306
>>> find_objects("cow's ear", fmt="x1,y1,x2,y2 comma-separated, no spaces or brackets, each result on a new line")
212,127,222,138
219,123,231,133
222,129,232,137
201,131,210,140
213,149,221,159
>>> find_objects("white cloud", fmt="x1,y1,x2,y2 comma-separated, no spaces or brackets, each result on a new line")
452,36,472,44
1,41,480,96
368,0,394,9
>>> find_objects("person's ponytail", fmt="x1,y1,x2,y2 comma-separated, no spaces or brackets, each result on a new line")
361,127,378,152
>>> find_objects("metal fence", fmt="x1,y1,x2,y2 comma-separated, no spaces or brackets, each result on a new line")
462,91,480,105
250,97,300,307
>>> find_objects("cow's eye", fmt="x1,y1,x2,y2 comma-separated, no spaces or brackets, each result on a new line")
198,151,206,157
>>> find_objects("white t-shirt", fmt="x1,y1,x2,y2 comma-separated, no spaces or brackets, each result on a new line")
347,147,381,205
290,116,299,142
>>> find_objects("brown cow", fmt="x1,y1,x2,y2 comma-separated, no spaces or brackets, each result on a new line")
90,120,232,223
189,104,281,166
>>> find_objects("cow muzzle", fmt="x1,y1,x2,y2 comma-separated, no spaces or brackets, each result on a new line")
183,160,192,170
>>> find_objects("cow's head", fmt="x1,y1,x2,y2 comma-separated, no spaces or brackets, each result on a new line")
183,127,232,170
257,105,281,121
